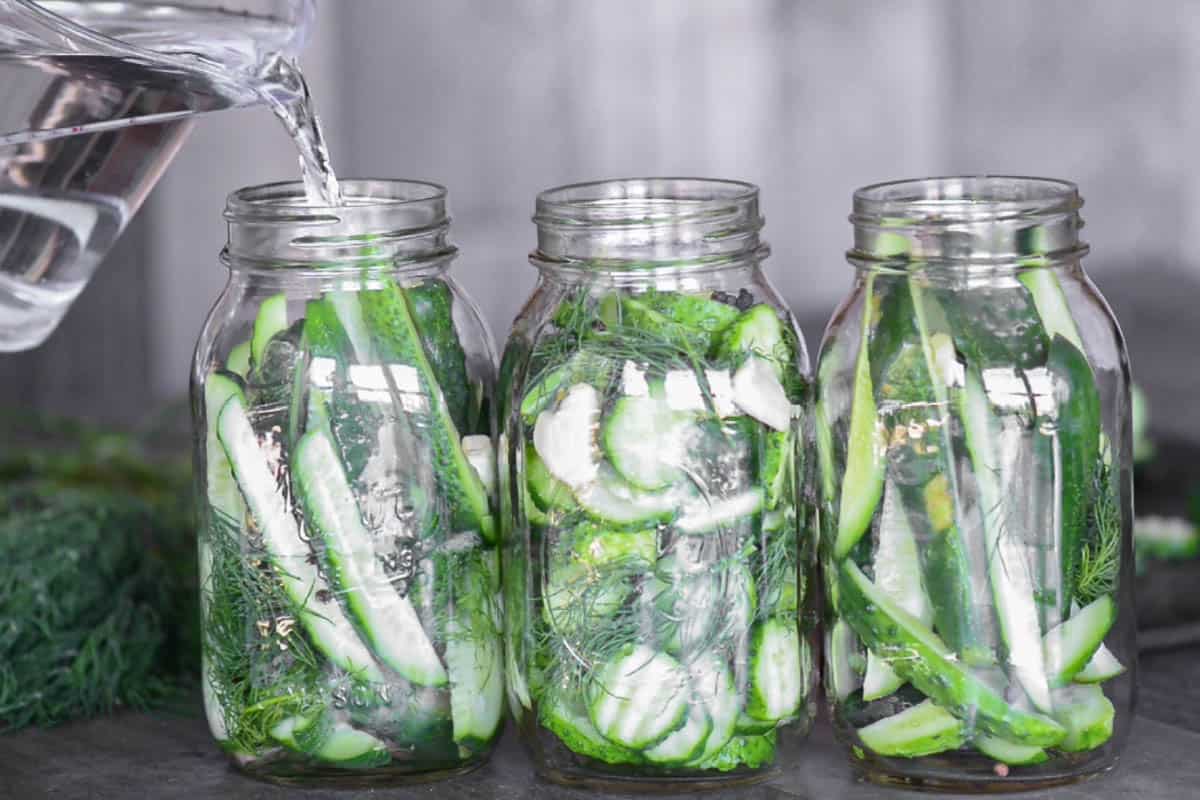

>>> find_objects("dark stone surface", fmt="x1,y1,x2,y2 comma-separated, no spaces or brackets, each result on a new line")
4,684,1200,800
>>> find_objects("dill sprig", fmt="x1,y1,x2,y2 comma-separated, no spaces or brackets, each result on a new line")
1075,457,1121,604
201,508,324,754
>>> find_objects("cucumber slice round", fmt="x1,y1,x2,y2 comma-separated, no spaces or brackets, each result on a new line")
601,393,690,491
533,383,601,488
687,654,739,762
587,645,690,750
643,702,712,764
745,618,803,723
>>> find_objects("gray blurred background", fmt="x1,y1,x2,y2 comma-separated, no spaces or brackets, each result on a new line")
2,1,1193,430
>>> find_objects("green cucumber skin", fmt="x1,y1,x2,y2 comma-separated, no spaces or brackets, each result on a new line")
405,280,478,436
856,699,966,758
838,560,1065,747
1044,335,1101,610
358,283,494,541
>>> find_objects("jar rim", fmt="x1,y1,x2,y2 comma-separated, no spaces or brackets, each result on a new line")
224,178,448,223
532,177,766,269
851,175,1082,225
535,177,759,229
222,179,456,271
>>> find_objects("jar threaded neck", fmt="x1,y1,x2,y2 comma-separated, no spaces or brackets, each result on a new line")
532,177,767,270
849,175,1087,267
222,178,456,271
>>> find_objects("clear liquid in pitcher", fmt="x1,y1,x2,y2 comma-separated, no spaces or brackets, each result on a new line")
0,0,332,350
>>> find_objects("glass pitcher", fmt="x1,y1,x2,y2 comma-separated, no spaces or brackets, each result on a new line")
0,0,315,351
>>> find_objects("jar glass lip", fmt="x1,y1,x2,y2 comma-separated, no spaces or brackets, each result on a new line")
852,175,1082,225
224,178,448,223
222,179,455,271
535,177,759,229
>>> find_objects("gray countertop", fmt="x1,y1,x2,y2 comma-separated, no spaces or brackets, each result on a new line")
2,645,1196,800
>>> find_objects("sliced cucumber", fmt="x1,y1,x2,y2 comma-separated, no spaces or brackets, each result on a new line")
834,278,886,559
838,560,1065,746
462,434,497,497
745,618,802,723
525,444,576,513
760,429,795,510
216,391,383,685
292,428,446,686
735,712,776,735
863,480,933,701
445,610,505,746
731,355,792,432
717,304,786,370
575,466,680,529
828,619,864,702
643,702,711,765
1019,268,1085,352
1074,643,1126,684
587,644,689,750
226,340,251,378
204,372,245,522
661,368,738,417
1043,594,1115,687
250,292,288,374
959,366,1052,712
688,654,739,762
540,691,640,765
857,700,965,758
974,733,1047,766
310,722,391,768
601,392,690,491
1052,684,1115,752
358,283,494,540
676,489,763,535
533,383,601,488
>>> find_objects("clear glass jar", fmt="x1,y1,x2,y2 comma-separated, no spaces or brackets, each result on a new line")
500,178,817,791
191,179,502,785
818,177,1135,791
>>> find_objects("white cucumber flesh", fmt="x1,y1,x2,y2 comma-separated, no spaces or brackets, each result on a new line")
676,488,763,535
216,393,384,685
687,654,739,762
1073,642,1125,684
445,614,504,745
857,699,965,758
731,355,792,432
462,434,497,496
1043,594,1116,686
292,428,447,687
588,645,689,750
534,383,601,488
960,368,1052,713
746,618,802,722
863,481,933,701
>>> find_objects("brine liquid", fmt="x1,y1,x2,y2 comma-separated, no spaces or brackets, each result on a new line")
0,0,339,351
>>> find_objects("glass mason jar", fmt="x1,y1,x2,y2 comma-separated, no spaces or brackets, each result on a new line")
191,180,502,785
818,177,1135,791
499,178,817,791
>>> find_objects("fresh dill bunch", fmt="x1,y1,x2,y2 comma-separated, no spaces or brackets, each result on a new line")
1075,457,1122,605
0,486,190,731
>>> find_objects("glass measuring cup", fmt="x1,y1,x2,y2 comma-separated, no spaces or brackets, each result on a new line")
0,0,315,352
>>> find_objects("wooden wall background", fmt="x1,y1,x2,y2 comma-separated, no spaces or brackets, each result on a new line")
2,1,1196,425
